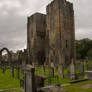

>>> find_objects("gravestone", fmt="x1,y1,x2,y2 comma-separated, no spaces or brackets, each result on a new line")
85,64,92,79
24,65,36,92
85,71,92,79
78,64,84,74
58,65,64,78
87,64,92,71
16,66,20,79
70,59,76,80
11,66,14,77
49,63,54,77
21,66,24,75
41,65,45,77
2,65,5,73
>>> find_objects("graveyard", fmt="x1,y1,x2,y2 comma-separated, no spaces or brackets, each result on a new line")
0,66,92,92
0,0,92,92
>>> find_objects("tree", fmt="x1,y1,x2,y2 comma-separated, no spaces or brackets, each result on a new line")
76,38,92,60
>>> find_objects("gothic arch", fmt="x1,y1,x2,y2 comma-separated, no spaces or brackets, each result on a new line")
0,48,11,62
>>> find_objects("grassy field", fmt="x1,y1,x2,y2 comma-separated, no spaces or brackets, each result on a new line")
63,80,92,92
0,66,87,89
0,66,92,92
5,89,23,92
0,69,23,89
5,81,92,92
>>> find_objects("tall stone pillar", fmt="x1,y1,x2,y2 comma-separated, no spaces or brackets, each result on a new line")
24,65,36,92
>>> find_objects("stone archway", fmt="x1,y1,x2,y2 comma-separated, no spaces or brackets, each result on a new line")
0,48,12,63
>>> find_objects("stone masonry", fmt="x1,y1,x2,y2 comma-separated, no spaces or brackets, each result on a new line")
46,0,75,77
27,0,75,78
27,13,46,65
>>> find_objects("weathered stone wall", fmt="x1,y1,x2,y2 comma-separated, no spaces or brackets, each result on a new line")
27,13,46,65
46,0,75,67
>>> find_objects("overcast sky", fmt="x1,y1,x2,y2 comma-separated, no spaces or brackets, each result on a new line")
0,0,92,51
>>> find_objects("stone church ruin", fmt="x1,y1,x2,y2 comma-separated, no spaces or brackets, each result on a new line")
27,0,75,78
0,0,76,92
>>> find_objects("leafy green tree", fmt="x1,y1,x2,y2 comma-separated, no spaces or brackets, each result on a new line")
76,38,92,60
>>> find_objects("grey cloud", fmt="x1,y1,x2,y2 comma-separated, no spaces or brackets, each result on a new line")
0,0,92,51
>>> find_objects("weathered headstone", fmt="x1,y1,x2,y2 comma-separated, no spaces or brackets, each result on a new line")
11,66,14,77
85,64,92,79
69,59,76,80
58,65,64,78
85,71,92,79
2,65,5,73
41,65,45,77
49,63,54,77
87,64,92,71
78,64,84,74
16,66,20,79
24,65,36,92
21,66,24,75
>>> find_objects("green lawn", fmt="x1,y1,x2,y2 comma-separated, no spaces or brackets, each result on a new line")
0,66,91,92
5,81,92,92
63,80,92,92
6,88,23,92
0,69,23,89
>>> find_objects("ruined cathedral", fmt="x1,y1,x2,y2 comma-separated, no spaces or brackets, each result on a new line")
27,0,75,74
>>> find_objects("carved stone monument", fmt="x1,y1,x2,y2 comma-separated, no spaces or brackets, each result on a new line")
24,65,36,92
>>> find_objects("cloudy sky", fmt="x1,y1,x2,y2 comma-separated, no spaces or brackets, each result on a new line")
0,0,92,51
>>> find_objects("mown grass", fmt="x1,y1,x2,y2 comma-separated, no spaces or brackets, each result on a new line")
0,69,23,90
63,80,92,92
0,65,89,91
6,88,23,92
5,80,92,92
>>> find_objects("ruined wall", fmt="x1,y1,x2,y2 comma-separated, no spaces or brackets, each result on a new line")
27,13,46,65
46,0,75,67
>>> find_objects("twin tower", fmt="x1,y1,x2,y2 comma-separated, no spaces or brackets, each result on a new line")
27,0,75,75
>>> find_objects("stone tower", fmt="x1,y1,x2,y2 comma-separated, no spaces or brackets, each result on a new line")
27,13,46,65
46,0,75,77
